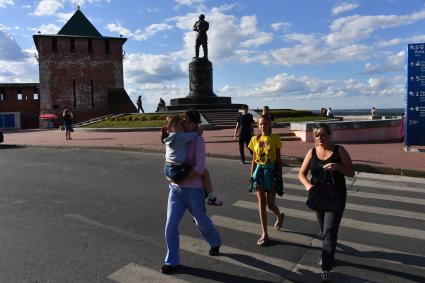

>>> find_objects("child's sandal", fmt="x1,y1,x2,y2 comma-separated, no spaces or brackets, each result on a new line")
207,197,223,206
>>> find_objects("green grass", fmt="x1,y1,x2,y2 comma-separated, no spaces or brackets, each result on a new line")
81,112,330,128
83,120,166,128
82,113,169,128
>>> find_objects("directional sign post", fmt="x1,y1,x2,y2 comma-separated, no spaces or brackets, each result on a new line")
405,43,425,146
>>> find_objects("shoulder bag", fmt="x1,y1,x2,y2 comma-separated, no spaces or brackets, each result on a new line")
306,169,344,212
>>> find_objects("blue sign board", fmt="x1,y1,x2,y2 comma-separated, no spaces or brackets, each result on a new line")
405,43,425,146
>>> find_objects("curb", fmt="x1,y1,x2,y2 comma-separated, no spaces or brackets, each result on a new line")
6,143,425,178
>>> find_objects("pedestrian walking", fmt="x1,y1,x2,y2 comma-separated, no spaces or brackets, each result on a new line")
234,104,253,164
136,95,144,113
62,109,73,140
262,106,275,123
156,98,166,112
298,123,354,282
162,115,222,205
248,114,284,247
161,109,221,275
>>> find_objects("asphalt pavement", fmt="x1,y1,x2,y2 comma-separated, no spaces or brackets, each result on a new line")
0,147,424,282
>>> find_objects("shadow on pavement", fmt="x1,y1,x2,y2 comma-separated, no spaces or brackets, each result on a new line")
334,259,425,282
69,138,115,141
176,265,278,283
338,242,425,271
0,145,26,150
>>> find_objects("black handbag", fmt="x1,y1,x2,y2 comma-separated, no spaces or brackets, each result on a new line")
306,170,344,212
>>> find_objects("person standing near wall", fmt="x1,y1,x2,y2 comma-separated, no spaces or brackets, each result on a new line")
63,109,73,140
234,104,254,164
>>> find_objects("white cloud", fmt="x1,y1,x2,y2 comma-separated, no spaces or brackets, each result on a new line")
68,0,111,5
326,8,425,46
175,0,204,7
0,0,14,8
332,3,359,16
56,12,74,23
368,77,386,89
172,9,274,63
377,34,425,48
0,47,38,83
217,72,403,109
270,35,370,66
271,22,291,32
363,50,404,74
0,26,27,61
106,23,132,36
30,23,61,34
106,22,173,41
240,32,272,47
124,53,186,84
32,0,64,16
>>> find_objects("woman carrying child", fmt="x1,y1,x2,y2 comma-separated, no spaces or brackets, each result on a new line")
161,115,222,205
161,110,222,274
248,114,284,247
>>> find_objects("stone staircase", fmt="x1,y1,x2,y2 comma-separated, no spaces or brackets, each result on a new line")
276,128,302,141
73,114,118,128
200,109,240,129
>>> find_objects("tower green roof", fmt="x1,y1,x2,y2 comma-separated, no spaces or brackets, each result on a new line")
57,8,102,37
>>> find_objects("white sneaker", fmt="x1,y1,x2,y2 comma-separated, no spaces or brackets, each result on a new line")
320,271,330,282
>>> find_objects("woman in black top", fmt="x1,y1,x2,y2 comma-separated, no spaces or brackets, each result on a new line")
63,109,73,140
298,123,354,283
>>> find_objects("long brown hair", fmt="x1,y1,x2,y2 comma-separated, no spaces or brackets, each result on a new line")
183,109,201,124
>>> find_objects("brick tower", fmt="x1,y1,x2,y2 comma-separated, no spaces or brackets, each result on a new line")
33,7,135,124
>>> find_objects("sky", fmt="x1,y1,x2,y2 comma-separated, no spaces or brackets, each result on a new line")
0,0,424,112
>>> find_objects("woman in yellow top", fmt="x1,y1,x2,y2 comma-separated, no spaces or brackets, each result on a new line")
248,114,285,246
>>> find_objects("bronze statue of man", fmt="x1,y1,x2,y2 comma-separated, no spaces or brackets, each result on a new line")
193,14,209,59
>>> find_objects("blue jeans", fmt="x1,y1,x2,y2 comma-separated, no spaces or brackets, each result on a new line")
164,163,191,182
164,184,221,266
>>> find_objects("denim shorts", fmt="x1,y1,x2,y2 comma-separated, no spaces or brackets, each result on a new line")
164,163,191,182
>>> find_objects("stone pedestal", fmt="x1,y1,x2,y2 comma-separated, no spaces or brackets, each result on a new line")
168,58,242,110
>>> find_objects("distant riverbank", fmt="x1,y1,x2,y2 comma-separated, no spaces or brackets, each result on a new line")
310,108,403,116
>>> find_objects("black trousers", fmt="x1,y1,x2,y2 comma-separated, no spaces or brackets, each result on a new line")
238,135,252,162
316,203,346,271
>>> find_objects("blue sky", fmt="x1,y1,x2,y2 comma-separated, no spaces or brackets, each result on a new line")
0,0,424,112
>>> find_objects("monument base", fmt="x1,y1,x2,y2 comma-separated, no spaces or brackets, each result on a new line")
167,58,244,110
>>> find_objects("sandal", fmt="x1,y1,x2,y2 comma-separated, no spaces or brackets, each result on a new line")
257,235,269,247
274,213,285,230
207,197,223,206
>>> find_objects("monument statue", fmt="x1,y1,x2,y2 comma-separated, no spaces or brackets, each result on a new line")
167,14,242,110
193,14,209,59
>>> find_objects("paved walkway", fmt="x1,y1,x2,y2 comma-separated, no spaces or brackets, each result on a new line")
3,127,425,176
